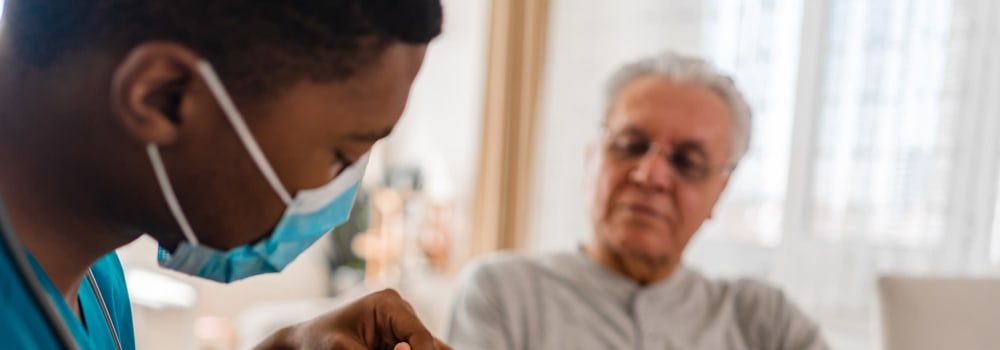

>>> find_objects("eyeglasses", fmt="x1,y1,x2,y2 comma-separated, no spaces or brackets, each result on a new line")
603,129,734,184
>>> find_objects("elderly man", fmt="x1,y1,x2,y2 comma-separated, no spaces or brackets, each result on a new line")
447,52,828,350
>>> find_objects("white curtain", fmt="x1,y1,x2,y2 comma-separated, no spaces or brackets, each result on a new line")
698,0,1000,348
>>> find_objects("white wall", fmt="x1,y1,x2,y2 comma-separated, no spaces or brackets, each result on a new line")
379,0,489,261
382,0,488,202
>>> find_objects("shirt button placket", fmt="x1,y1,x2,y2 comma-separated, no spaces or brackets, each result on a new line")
630,292,646,350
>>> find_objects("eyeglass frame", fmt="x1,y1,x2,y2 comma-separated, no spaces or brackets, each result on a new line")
600,127,738,184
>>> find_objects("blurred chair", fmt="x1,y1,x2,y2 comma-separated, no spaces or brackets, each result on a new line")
878,276,1000,350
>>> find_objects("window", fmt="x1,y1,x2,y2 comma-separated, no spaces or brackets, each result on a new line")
805,0,953,246
699,0,803,246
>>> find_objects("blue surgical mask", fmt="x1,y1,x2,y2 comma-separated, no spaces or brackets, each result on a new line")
147,61,369,283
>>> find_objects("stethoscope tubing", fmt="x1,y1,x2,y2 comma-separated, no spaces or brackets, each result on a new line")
0,199,82,350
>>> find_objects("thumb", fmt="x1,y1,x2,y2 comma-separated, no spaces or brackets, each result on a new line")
370,289,438,349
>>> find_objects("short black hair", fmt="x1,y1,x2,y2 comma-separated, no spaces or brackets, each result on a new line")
1,0,443,96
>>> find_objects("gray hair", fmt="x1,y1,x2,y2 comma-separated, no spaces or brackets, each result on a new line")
604,51,752,162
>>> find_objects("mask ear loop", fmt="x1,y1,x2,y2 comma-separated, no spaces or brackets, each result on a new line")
195,61,293,205
147,145,200,246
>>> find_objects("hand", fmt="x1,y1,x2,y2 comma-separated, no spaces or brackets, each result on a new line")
255,289,452,350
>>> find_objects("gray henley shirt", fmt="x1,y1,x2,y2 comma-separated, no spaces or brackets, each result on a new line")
447,251,828,350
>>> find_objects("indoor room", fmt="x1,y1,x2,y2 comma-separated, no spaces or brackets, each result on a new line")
1,1,998,349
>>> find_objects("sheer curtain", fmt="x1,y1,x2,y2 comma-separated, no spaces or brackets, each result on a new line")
697,0,803,246
703,0,1000,347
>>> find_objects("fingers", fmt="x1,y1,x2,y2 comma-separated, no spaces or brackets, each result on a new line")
390,338,452,350
368,289,442,350
259,290,451,350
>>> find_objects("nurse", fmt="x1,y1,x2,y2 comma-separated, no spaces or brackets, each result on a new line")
0,1,450,349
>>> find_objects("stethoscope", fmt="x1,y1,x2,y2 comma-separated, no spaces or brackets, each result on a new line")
0,201,122,350
87,268,124,350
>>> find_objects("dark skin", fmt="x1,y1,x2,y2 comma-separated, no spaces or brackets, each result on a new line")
0,37,450,349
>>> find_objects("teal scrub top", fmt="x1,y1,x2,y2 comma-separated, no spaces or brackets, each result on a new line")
1,224,136,350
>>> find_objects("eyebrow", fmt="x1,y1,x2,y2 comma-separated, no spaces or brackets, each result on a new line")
610,125,713,151
348,127,394,143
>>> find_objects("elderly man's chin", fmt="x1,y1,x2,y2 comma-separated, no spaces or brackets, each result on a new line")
604,221,676,263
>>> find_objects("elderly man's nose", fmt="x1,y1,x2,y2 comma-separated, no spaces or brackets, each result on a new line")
629,153,673,190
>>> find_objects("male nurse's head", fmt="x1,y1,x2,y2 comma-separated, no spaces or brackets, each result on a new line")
587,52,752,284
0,0,442,253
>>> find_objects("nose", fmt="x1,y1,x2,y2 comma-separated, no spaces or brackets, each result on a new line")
628,149,674,192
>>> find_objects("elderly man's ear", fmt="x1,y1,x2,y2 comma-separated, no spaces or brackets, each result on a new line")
583,140,601,185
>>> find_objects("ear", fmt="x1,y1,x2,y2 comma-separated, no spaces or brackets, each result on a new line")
720,172,733,188
708,174,734,220
110,42,203,146
585,138,604,169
